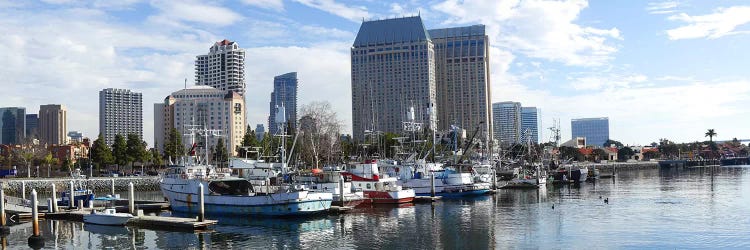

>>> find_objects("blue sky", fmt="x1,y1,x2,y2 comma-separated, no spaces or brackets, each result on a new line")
1,0,749,147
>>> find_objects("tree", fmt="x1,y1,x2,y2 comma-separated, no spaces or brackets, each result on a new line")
61,158,72,174
298,101,344,167
705,129,717,142
164,128,184,162
112,134,128,171
213,138,228,168
91,134,114,171
617,147,635,161
42,153,56,177
237,129,259,157
643,151,661,161
126,133,148,168
559,146,584,162
592,148,608,162
151,147,163,167
603,139,624,148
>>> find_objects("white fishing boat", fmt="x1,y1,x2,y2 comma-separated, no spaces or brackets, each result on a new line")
84,208,134,226
382,160,491,197
341,160,415,204
161,124,332,216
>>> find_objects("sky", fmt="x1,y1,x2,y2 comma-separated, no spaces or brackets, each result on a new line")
1,0,749,147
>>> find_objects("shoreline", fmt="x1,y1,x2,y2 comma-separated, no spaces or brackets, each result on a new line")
0,176,161,196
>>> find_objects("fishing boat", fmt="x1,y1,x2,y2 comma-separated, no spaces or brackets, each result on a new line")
501,165,547,189
58,171,95,207
341,160,415,204
160,125,332,216
383,160,491,197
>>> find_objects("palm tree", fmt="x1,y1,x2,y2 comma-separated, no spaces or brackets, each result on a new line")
705,129,717,142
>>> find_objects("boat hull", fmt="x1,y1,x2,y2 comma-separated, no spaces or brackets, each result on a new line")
83,214,133,226
161,186,332,216
361,190,415,204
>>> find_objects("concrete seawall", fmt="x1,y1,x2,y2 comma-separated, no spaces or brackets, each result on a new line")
579,161,660,172
0,177,161,196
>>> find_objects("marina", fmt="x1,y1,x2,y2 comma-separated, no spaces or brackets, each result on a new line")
0,165,747,248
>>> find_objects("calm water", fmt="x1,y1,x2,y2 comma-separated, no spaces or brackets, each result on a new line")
4,165,750,249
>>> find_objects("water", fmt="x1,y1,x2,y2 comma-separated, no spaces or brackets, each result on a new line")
4,166,750,249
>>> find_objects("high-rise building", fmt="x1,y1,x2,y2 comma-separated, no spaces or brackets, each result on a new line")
39,104,67,145
99,88,143,146
571,117,609,147
351,16,436,140
429,25,493,144
25,114,38,140
67,131,83,144
195,40,246,95
255,124,265,141
0,107,25,145
492,102,521,146
521,107,539,144
268,72,298,135
153,96,175,153
156,86,245,156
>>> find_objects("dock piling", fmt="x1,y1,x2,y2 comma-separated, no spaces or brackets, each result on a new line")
27,189,44,249
51,183,58,212
47,199,53,213
69,180,74,209
339,175,345,204
21,181,25,201
111,179,115,196
430,172,436,198
78,200,84,211
128,182,135,215
0,189,9,235
198,183,205,222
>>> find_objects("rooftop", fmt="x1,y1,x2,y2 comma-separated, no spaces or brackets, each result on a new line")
428,25,485,39
353,16,430,47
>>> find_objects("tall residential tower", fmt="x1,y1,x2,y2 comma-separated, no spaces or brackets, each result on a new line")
492,102,521,146
350,16,436,140
520,107,539,144
99,88,143,146
195,40,246,95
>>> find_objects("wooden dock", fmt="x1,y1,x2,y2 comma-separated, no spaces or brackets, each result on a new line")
414,196,442,203
328,206,353,213
44,209,216,231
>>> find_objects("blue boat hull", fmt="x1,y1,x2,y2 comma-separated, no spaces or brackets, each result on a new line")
57,194,95,207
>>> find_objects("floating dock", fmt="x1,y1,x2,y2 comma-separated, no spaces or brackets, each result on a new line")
328,206,353,213
44,209,216,231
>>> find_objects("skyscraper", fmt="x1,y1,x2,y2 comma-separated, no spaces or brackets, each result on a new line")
255,124,265,141
521,107,539,144
351,16,436,140
99,88,143,146
39,104,67,145
195,39,246,95
268,72,298,135
67,131,83,144
0,107,25,145
25,114,38,140
571,117,610,147
492,102,521,146
429,25,493,144
153,95,175,153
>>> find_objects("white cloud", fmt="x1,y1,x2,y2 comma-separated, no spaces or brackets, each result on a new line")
666,6,750,40
433,0,621,66
242,0,284,11
299,25,353,39
569,73,648,91
646,1,679,14
150,0,244,27
293,0,370,22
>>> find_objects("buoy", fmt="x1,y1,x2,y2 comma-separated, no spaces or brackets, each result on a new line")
552,204,555,210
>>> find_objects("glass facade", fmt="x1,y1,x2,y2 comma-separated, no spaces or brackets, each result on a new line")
492,102,521,145
0,107,26,145
268,72,298,135
571,117,609,147
521,107,538,144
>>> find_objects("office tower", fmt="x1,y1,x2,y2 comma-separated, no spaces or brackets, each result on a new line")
25,114,38,140
39,104,67,145
492,102,521,146
0,107,25,145
429,25,493,144
195,39,246,95
99,88,143,146
351,16,436,140
268,72,298,135
521,107,539,144
255,124,265,141
571,117,610,147
157,86,245,156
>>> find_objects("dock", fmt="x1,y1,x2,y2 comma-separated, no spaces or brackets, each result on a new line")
328,206,353,213
44,209,216,231
414,196,442,202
